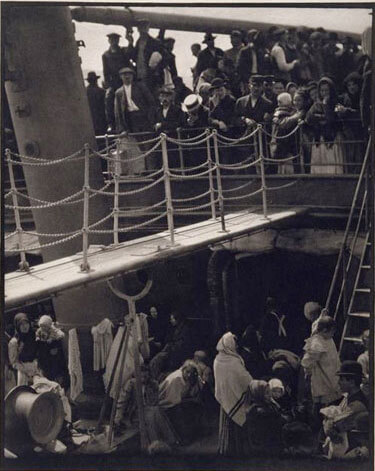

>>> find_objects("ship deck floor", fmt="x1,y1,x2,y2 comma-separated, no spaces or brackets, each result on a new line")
5,208,305,309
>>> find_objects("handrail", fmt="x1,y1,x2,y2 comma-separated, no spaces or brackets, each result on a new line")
325,136,371,311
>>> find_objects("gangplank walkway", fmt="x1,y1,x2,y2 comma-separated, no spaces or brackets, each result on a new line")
5,208,304,309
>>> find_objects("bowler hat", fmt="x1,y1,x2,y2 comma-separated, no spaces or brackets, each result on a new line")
230,30,242,38
336,360,363,378
5,385,64,455
107,32,121,39
249,74,263,85
210,77,227,90
182,94,203,113
119,67,136,76
203,32,216,43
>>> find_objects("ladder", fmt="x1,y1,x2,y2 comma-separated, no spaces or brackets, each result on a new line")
340,231,372,359
325,137,373,360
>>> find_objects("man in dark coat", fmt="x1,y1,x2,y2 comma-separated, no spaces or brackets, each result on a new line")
102,31,134,131
262,75,278,111
237,29,266,87
114,67,155,134
131,18,166,93
85,72,107,136
195,33,224,79
181,94,209,167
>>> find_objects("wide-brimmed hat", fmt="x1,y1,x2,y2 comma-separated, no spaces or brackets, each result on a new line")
336,360,363,378
119,67,136,76
210,77,227,90
203,32,216,43
85,71,100,81
5,385,64,455
107,32,121,39
182,94,203,113
249,74,264,85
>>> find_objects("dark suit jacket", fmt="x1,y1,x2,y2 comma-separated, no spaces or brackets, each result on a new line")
86,85,107,134
114,82,156,133
209,94,236,127
195,47,224,77
234,94,274,127
102,46,134,89
152,104,185,133
131,35,165,83
237,45,268,83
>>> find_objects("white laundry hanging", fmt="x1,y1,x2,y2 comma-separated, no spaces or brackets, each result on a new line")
91,318,114,371
68,328,83,402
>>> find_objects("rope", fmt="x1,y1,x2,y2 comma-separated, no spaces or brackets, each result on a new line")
117,167,164,180
218,158,262,171
87,211,115,230
118,199,167,215
175,130,208,142
174,198,219,213
221,180,256,193
89,211,167,234
90,174,165,196
263,153,300,163
23,228,81,238
169,159,210,173
222,187,263,201
5,231,18,240
5,191,12,199
265,180,298,191
9,147,85,163
166,134,212,147
6,230,83,253
260,124,301,139
7,149,86,166
215,125,260,143
172,189,212,203
169,166,216,179
92,139,161,163
5,189,85,210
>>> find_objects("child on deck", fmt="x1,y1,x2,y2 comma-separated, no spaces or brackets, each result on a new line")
301,316,341,419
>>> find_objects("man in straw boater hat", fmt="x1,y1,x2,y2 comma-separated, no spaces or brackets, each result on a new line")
102,31,135,132
195,32,224,79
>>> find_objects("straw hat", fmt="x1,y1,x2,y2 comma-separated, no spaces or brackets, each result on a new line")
182,94,203,113
5,385,64,455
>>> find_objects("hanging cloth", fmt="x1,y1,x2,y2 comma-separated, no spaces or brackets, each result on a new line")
68,329,83,402
91,318,114,371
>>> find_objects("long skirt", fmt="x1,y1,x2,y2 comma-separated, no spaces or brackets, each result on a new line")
218,407,252,456
310,136,344,175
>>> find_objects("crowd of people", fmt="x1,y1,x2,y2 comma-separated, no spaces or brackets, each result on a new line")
5,298,370,460
85,20,371,175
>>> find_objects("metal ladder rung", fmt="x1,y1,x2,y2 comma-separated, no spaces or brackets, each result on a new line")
361,265,371,270
343,336,362,343
355,288,371,293
348,312,370,319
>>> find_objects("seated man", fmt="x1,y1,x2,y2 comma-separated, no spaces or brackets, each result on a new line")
322,361,369,460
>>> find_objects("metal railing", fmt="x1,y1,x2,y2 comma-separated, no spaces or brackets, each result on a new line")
5,125,370,274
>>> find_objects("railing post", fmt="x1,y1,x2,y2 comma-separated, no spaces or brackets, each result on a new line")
105,133,109,175
206,129,217,219
342,245,348,318
6,149,29,271
258,126,268,219
161,133,175,246
112,139,121,246
212,130,227,232
80,143,90,272
176,127,185,176
299,125,305,174
365,158,369,231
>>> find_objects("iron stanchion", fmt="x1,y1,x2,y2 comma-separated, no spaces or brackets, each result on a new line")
161,134,176,245
80,143,90,271
258,127,268,219
6,149,30,271
212,130,227,232
176,127,185,175
113,139,121,245
105,133,109,174
206,129,217,219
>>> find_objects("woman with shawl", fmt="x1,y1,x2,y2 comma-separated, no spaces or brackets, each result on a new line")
8,312,39,385
305,76,344,174
214,332,253,456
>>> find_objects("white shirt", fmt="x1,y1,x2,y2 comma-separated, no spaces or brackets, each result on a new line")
123,84,139,112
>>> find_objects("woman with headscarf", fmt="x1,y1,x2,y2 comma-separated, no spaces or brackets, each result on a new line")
305,76,344,174
246,379,285,455
337,71,365,174
214,332,253,456
8,312,39,385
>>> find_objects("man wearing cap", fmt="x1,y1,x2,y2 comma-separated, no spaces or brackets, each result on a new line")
130,18,166,92
322,361,369,458
114,67,155,135
309,31,325,80
195,33,224,79
235,74,273,127
102,31,135,132
153,86,184,133
270,28,299,83
224,30,243,68
262,75,278,110
237,29,263,88
208,78,236,133
85,72,107,137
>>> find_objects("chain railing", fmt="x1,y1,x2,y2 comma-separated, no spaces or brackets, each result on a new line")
5,123,369,273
